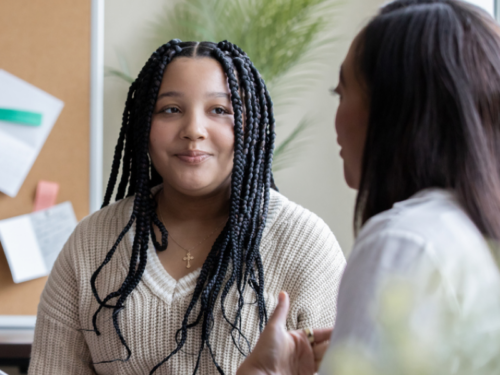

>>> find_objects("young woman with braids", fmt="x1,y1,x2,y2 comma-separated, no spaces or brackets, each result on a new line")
28,40,345,375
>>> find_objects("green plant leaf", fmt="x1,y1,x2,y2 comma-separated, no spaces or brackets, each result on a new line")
105,67,134,84
272,116,314,172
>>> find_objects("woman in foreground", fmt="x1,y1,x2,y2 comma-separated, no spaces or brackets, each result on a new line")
240,0,500,374
28,41,345,374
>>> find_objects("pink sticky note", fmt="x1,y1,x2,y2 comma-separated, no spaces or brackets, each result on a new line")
33,180,59,212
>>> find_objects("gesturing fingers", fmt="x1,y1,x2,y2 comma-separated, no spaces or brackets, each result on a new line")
313,340,330,372
294,326,332,373
312,327,333,344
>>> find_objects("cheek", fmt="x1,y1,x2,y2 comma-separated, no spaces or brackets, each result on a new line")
335,100,368,154
149,122,160,156
149,126,161,153
212,128,235,178
148,120,177,174
149,120,173,153
335,98,369,188
334,102,348,141
211,125,235,158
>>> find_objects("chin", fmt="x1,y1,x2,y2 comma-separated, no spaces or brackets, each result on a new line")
160,166,232,195
171,175,231,196
343,166,360,191
174,181,215,195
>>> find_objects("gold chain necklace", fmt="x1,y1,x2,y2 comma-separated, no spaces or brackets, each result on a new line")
157,193,226,269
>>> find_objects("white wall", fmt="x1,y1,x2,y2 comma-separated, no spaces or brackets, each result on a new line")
103,0,388,254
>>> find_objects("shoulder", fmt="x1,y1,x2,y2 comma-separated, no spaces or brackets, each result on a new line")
70,195,135,247
57,195,135,271
359,189,478,239
263,190,337,247
78,195,134,235
346,189,499,304
355,189,488,262
262,189,345,277
262,190,345,329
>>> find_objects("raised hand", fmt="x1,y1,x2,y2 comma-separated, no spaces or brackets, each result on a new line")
237,291,333,375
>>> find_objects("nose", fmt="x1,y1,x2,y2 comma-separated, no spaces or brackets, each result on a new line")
180,110,208,141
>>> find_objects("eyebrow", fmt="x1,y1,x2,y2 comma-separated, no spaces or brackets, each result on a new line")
207,92,231,100
157,91,231,100
157,91,182,99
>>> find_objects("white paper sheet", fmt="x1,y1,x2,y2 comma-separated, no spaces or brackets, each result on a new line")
0,215,46,283
0,202,77,283
0,70,64,197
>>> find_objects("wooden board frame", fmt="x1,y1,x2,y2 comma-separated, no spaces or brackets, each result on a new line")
0,0,103,323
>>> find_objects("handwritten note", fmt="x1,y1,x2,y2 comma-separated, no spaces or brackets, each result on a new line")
0,202,77,283
0,70,64,197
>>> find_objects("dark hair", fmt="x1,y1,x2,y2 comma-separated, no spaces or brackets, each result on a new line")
91,40,277,374
354,0,500,241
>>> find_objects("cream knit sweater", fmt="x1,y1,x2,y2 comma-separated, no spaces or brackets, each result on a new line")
29,189,345,375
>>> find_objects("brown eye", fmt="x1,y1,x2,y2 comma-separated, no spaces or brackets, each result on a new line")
212,107,228,115
163,107,180,114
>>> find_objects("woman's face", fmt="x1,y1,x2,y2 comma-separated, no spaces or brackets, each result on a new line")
334,36,370,190
149,57,235,196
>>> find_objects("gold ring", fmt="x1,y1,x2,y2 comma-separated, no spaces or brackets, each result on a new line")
303,327,315,345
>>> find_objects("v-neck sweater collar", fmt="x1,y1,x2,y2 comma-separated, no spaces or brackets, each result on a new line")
124,185,284,301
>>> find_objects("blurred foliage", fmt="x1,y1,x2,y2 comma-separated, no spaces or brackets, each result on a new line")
106,0,340,172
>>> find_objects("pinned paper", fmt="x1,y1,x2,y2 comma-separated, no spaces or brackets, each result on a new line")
33,180,59,212
0,70,64,197
0,202,77,283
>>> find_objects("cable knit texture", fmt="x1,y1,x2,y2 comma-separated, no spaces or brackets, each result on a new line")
29,189,345,375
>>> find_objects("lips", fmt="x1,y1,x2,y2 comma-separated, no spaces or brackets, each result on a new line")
175,150,211,164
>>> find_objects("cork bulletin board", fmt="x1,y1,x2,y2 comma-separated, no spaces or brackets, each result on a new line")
0,0,92,315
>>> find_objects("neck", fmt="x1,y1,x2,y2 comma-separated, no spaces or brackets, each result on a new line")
158,182,231,223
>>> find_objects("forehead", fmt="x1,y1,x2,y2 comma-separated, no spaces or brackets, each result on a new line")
341,35,361,84
159,57,229,92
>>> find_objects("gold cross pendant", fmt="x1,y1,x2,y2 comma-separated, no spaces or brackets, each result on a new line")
183,252,194,269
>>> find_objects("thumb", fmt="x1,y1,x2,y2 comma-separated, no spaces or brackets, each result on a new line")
268,291,290,327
